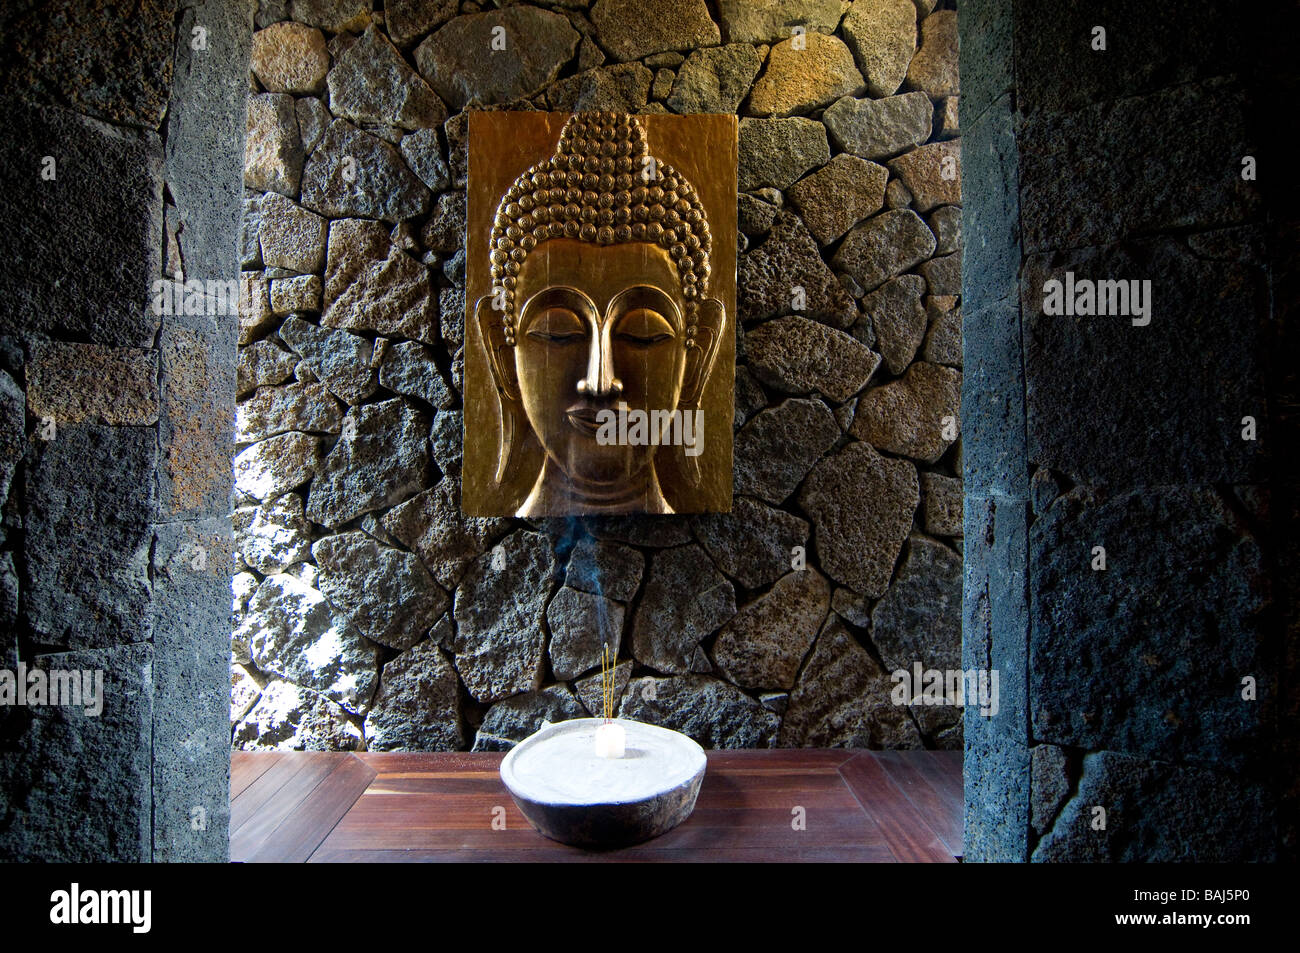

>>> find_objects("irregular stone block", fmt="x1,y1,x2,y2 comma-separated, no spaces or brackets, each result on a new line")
747,33,864,117
919,472,962,536
252,21,330,95
270,274,323,313
243,572,380,713
591,0,720,61
237,380,343,443
665,42,764,114
387,0,459,47
296,96,330,154
575,661,634,717
321,219,439,345
870,534,962,685
278,314,378,404
786,154,888,246
888,140,961,212
429,409,462,476
420,192,466,253
927,205,961,255
300,119,431,222
921,297,961,367
798,440,917,597
691,496,809,590
1030,744,1070,837
398,128,451,191
414,7,580,107
746,316,880,402
378,341,454,409
584,514,694,548
904,10,957,97
472,685,586,751
738,117,829,192
841,0,917,98
233,679,364,750
547,63,654,112
239,273,276,345
833,209,936,294
314,531,449,650
717,0,842,45
734,397,839,505
306,398,431,527
244,92,303,197
383,477,509,588
328,25,448,130
289,0,372,33
365,639,462,751
919,251,961,295
823,92,932,161
452,530,559,702
233,493,312,575
233,431,324,499
738,210,857,327
713,570,829,690
620,675,779,748
564,537,644,603
861,275,926,376
547,586,625,680
851,361,961,463
779,620,922,747
259,193,327,273
631,544,736,674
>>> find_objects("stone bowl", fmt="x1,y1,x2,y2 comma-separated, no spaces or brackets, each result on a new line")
500,718,706,849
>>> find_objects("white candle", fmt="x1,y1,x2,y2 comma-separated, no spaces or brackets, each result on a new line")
594,722,625,759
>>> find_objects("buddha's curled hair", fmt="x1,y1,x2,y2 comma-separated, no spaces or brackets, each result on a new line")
488,111,712,346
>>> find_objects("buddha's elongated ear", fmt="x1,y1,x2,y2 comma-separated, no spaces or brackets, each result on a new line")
477,295,520,403
476,295,521,485
680,296,725,409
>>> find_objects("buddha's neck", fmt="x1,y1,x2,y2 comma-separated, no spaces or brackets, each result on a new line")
517,458,673,516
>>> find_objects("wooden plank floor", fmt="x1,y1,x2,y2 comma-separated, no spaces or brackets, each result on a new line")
230,749,962,863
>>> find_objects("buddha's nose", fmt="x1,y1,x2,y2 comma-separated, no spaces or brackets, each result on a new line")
577,323,623,398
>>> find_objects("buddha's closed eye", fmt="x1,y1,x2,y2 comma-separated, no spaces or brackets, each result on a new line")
526,307,587,343
615,307,675,346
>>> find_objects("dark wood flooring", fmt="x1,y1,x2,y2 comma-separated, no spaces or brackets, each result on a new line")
231,749,962,863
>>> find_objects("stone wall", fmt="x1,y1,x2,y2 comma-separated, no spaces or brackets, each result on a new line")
0,0,252,861
960,0,1298,861
231,0,966,753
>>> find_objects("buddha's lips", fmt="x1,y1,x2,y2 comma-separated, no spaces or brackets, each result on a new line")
566,406,607,437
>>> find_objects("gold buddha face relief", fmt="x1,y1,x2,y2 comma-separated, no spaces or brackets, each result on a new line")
464,111,736,517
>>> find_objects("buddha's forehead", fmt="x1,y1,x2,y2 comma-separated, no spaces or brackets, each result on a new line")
515,238,680,313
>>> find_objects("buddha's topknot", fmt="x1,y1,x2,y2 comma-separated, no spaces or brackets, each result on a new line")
488,111,712,348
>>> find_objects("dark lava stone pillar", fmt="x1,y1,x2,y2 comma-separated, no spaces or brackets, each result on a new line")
959,0,1298,860
0,0,253,861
